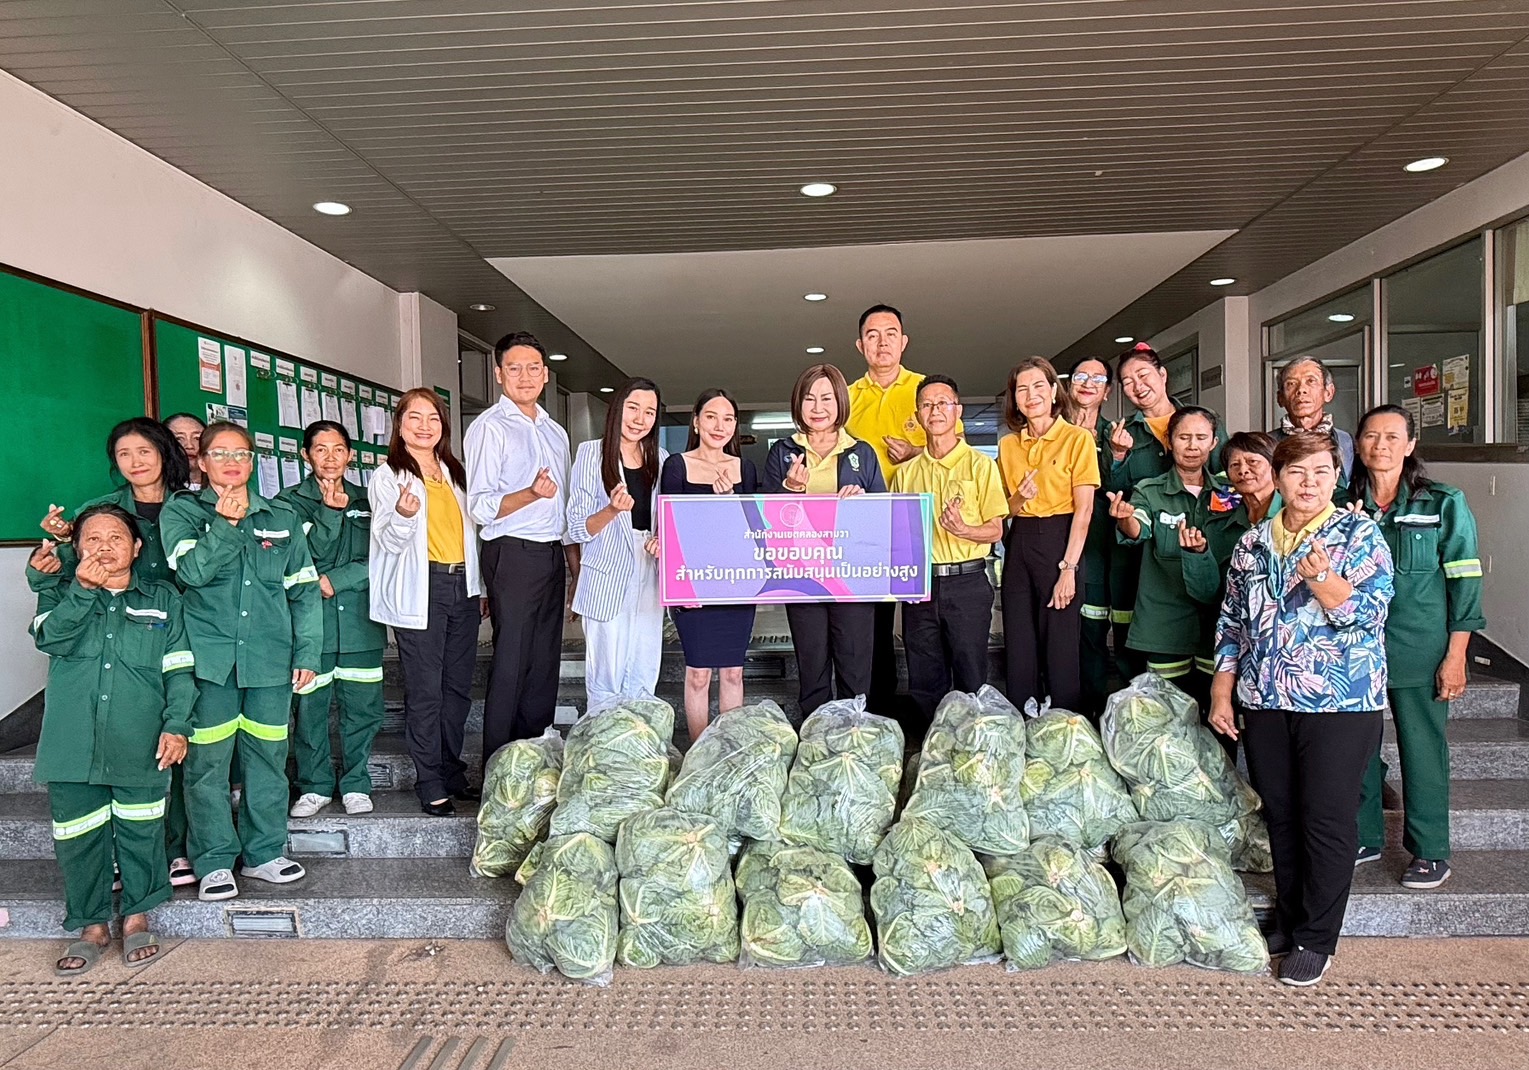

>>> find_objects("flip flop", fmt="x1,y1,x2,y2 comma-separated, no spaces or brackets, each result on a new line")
54,939,105,977
123,931,162,969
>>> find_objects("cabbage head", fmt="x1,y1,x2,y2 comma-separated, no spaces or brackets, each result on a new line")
735,840,873,968
1019,706,1135,855
615,807,740,967
1110,820,1269,974
778,697,904,865
505,833,618,984
983,838,1126,970
551,694,675,842
869,817,1001,976
1101,673,1271,872
903,686,1029,856
665,700,798,842
471,728,564,878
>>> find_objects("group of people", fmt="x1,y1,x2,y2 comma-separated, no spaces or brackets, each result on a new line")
27,305,1483,989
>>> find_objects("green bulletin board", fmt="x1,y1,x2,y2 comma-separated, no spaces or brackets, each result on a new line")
153,318,403,498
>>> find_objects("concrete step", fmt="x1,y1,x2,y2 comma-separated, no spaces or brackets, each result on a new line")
1440,676,1520,719
1382,779,1529,851
1380,717,1529,780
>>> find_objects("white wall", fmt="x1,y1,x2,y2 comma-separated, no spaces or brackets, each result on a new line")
1149,297,1252,429
567,393,610,447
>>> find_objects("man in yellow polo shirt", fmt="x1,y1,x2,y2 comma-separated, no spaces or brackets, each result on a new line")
890,374,1007,735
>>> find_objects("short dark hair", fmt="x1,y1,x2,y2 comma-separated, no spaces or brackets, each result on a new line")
1166,405,1219,443
685,388,741,455
108,417,190,494
493,331,547,366
1003,356,1075,432
858,304,903,334
1272,430,1343,474
790,364,850,434
71,502,143,553
302,420,352,452
1225,430,1277,467
916,373,959,399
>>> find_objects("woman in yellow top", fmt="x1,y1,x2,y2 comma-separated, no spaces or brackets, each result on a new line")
998,357,1100,710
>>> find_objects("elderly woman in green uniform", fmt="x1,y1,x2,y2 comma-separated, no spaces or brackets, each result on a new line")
1064,356,1117,717
30,504,194,975
278,420,386,818
161,422,323,902
1351,404,1484,890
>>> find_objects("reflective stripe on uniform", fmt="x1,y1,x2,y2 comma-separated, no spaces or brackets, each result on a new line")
30,611,49,632
1080,604,1110,621
162,650,195,673
53,804,112,841
332,666,384,684
1194,656,1218,675
111,798,166,822
302,521,314,535
190,717,241,746
1148,658,1192,679
1131,507,1151,529
295,670,335,695
1110,609,1134,625
284,565,320,589
166,539,198,569
124,606,168,620
238,716,289,742
1443,558,1483,579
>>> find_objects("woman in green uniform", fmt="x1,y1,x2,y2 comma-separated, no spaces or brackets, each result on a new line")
30,504,194,974
278,420,387,818
1064,356,1117,717
1351,404,1484,890
160,422,323,902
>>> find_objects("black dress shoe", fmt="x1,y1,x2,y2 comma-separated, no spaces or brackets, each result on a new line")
451,787,481,802
421,799,456,817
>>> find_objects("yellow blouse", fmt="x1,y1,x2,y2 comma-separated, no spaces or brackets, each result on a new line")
424,477,465,564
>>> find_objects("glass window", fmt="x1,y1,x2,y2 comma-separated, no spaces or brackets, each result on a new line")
1266,333,1365,433
1385,238,1484,445
1502,218,1529,443
1165,347,1198,406
1267,287,1372,355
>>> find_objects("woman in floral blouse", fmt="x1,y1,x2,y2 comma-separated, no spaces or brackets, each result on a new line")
1208,431,1394,989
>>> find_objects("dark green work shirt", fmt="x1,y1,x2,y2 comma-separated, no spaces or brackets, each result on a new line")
25,485,173,593
1104,404,1227,493
277,476,386,655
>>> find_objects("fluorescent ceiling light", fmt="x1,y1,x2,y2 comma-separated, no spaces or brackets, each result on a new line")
1114,336,1134,344
806,346,825,354
1328,313,1355,323
548,352,568,361
312,201,351,216
800,182,838,198
598,387,614,393
468,303,495,312
804,293,828,302
1404,156,1448,173
1209,277,1236,287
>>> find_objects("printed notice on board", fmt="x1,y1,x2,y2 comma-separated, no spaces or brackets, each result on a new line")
280,457,303,488
1447,388,1469,432
1443,354,1470,391
340,397,360,440
1402,396,1422,426
320,372,338,391
341,379,356,396
322,393,342,424
277,381,300,427
275,358,296,379
198,338,222,393
278,437,300,455
254,432,275,450
224,346,248,407
257,455,281,499
300,366,318,384
1421,396,1446,428
301,387,322,428
250,351,272,376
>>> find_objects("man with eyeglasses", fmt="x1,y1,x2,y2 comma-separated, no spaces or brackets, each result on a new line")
1272,357,1355,480
889,375,1006,737
464,332,577,760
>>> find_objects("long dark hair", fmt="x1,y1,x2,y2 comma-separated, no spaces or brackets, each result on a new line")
1350,403,1432,501
685,388,741,455
107,417,190,494
1003,356,1077,433
601,378,662,493
386,388,467,488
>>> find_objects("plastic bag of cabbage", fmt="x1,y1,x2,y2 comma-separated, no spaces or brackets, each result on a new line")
984,839,1126,970
777,697,904,865
869,817,1002,975
469,729,565,878
735,841,873,968
1111,820,1270,974
1020,703,1136,856
615,807,740,967
665,700,798,842
550,694,675,843
1101,674,1272,872
903,686,1030,856
504,832,618,985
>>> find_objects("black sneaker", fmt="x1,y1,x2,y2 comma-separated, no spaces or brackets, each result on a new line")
1401,857,1452,889
1355,845,1382,867
1278,947,1331,986
1264,930,1293,957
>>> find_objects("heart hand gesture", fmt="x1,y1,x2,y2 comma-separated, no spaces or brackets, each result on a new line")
396,479,421,519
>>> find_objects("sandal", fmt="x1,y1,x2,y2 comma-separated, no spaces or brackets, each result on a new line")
168,857,196,887
123,931,162,969
54,939,105,977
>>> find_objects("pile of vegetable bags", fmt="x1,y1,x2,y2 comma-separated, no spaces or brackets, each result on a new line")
903,686,1030,857
984,838,1126,970
1019,701,1136,857
1111,820,1270,974
735,840,873,968
470,728,564,878
666,700,798,842
615,807,740,967
550,694,675,842
505,832,619,985
778,697,904,865
869,817,1001,975
1101,673,1272,872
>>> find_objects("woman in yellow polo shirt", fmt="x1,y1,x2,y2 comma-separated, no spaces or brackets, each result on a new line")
998,357,1100,710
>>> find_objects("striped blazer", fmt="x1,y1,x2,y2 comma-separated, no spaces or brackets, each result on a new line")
566,439,668,623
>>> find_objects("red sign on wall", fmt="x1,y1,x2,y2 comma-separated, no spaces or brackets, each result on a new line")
1413,365,1440,397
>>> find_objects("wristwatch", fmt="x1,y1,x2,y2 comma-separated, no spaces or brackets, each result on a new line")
1314,569,1328,583
1058,560,1078,572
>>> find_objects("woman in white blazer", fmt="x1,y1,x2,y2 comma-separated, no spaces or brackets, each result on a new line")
369,388,483,817
566,378,667,711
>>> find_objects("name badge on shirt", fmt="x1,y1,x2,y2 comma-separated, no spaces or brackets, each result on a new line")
1160,511,1186,528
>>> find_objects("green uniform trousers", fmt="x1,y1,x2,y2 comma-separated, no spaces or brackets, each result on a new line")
1358,685,1451,860
292,649,385,797
185,677,293,877
164,764,188,861
48,782,170,931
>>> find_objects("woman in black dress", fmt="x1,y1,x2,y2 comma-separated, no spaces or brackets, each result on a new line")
660,388,758,742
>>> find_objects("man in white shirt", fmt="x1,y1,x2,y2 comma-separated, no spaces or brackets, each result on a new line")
464,332,576,756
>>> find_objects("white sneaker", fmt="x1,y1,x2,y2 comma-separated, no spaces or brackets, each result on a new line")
342,792,374,815
199,869,239,901
229,786,242,810
289,793,332,818
240,857,306,884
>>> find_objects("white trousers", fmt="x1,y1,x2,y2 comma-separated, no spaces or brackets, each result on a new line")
583,528,664,711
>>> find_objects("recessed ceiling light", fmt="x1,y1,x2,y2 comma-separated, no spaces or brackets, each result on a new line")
800,182,838,198
468,303,495,312
1404,156,1448,173
312,201,351,216
1114,336,1135,344
806,346,825,354
548,352,568,361
598,386,614,393
1328,313,1355,323
1210,277,1236,287
804,293,828,302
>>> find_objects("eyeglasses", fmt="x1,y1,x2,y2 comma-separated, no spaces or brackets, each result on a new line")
917,400,957,413
1071,373,1109,386
206,448,255,464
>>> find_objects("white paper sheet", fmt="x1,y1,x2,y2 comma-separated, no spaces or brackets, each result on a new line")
278,436,299,455
250,351,272,374
254,432,275,450
301,388,322,428
198,338,222,392
280,457,303,488
223,346,247,406
322,393,341,423
277,381,300,427
340,397,360,439
256,454,280,499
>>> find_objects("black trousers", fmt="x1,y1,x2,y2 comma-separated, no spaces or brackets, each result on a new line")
481,535,565,757
394,569,480,804
903,569,994,737
786,601,875,717
869,601,900,711
1001,515,1083,712
1241,708,1384,956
